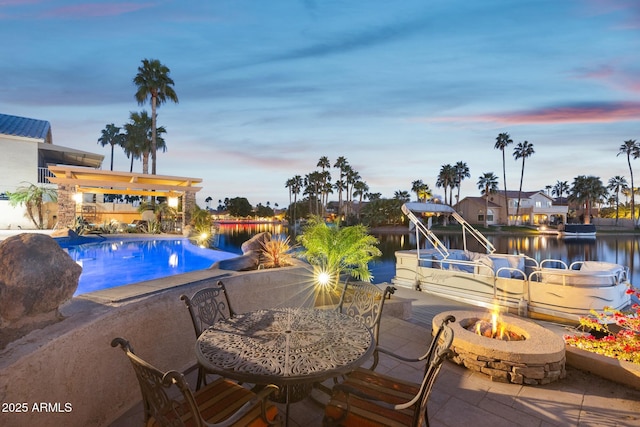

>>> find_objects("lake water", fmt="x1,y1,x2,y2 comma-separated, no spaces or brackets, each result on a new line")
214,223,640,286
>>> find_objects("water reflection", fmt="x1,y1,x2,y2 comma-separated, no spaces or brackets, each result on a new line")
214,223,640,286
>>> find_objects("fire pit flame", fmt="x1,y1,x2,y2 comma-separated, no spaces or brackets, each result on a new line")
468,308,525,341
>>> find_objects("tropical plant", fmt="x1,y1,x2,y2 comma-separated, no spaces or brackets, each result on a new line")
454,161,470,206
97,123,125,171
564,287,640,364
513,140,535,224
477,172,499,227
260,236,296,268
7,182,57,229
494,132,513,223
285,175,303,225
71,216,90,235
297,217,381,289
98,219,122,234
124,111,166,174
141,218,162,234
607,176,629,225
134,58,178,175
569,175,607,224
617,139,639,225
317,156,331,212
333,156,349,218
352,180,370,220
393,190,411,202
411,179,432,203
552,180,569,201
436,164,456,206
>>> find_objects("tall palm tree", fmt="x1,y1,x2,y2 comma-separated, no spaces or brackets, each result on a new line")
124,111,166,174
494,132,513,223
513,140,535,224
477,172,499,228
133,58,178,175
352,180,369,220
436,164,456,205
317,156,331,213
607,175,628,225
569,175,607,224
333,156,349,218
97,123,124,171
454,161,470,206
617,139,639,224
552,180,569,201
291,175,303,226
411,180,425,202
345,166,361,219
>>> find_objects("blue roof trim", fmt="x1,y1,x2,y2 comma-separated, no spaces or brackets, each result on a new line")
0,113,51,140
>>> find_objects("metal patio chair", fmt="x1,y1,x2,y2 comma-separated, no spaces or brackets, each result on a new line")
181,280,236,390
322,314,456,427
337,280,396,370
111,337,281,427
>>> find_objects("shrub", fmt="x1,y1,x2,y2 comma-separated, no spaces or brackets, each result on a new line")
260,236,295,268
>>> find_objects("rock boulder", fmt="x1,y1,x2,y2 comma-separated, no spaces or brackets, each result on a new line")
0,233,82,327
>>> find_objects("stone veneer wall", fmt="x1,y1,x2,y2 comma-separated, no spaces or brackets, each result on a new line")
56,184,76,228
0,265,316,427
183,192,196,228
449,347,566,385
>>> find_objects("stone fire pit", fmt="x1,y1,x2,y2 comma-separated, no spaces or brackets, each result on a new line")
433,310,566,385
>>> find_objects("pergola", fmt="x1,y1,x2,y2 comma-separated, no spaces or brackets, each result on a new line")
47,165,202,229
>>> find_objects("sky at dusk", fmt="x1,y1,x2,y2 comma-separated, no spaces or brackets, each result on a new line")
1,0,639,208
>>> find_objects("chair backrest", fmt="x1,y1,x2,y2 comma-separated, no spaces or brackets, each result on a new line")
337,280,396,343
414,314,455,427
111,337,205,427
181,280,235,338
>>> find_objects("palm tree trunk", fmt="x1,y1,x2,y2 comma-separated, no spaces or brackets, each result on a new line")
110,143,115,171
502,150,509,225
516,159,525,224
151,95,157,175
628,156,635,225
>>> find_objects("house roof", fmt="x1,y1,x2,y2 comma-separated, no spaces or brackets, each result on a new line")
0,113,51,140
461,196,502,208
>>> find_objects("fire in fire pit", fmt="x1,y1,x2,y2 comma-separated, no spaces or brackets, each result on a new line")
467,311,525,341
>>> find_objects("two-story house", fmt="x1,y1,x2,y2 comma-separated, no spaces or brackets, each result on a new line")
456,190,568,226
0,113,104,229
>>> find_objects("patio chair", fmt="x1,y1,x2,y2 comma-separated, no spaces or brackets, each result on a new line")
322,314,456,427
111,337,281,427
337,280,396,370
181,280,236,390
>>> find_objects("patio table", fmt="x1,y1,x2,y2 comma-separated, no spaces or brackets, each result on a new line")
195,307,374,425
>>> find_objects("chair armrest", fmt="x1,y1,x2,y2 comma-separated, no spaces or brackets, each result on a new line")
332,383,408,411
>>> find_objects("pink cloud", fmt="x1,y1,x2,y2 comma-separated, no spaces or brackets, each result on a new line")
423,102,640,125
42,2,156,18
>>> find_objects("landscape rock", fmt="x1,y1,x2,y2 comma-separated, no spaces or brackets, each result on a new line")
0,233,81,327
240,232,271,254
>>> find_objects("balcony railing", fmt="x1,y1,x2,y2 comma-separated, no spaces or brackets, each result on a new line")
38,167,55,184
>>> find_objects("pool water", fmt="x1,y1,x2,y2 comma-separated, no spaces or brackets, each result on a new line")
58,237,237,296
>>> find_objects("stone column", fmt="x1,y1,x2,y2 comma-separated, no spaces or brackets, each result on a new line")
56,184,76,229
183,192,196,229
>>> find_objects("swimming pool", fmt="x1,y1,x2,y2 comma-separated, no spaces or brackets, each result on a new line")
57,237,237,296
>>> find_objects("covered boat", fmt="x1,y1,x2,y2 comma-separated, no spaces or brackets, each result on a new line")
559,223,597,239
392,203,631,324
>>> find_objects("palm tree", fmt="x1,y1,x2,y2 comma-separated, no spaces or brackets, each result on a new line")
133,58,178,175
8,182,58,229
317,156,331,213
333,156,349,218
552,180,569,201
394,190,411,202
345,166,360,219
607,176,628,225
494,132,513,223
454,161,470,206
436,164,456,205
97,123,125,171
617,139,639,224
291,175,303,226
411,180,424,202
513,140,535,224
569,175,608,224
124,111,166,174
352,180,369,220
477,172,499,228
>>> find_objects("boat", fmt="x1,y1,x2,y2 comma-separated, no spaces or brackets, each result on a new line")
558,223,597,239
392,203,632,324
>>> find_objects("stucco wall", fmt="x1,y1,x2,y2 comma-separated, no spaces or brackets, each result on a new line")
0,265,316,427
0,137,38,193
